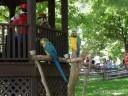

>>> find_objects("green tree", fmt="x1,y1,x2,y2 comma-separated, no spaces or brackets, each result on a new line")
76,0,128,58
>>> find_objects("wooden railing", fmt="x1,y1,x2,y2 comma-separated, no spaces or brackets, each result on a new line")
36,25,68,57
0,23,29,61
0,23,68,61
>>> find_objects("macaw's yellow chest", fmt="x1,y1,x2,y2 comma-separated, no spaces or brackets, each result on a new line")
70,37,77,51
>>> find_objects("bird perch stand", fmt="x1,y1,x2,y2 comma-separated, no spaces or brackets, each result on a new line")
29,50,50,96
30,50,93,96
67,56,84,96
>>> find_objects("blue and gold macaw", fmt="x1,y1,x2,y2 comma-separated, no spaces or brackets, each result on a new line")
70,32,81,57
40,38,68,83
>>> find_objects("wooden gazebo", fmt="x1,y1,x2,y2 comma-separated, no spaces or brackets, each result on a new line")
0,0,69,96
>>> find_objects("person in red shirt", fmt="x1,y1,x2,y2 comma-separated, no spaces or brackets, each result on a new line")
12,4,28,57
125,53,128,66
12,4,27,35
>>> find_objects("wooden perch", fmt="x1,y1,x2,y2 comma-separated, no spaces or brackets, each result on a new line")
29,51,50,96
32,55,83,63
33,55,96,69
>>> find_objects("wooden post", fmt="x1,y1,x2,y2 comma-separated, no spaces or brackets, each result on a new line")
61,0,68,32
102,69,108,80
48,0,55,28
27,0,36,58
67,53,84,96
61,0,68,54
68,61,83,96
82,60,92,96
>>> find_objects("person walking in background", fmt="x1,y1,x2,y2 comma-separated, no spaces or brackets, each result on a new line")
116,57,121,69
108,56,113,71
102,58,108,72
84,51,91,64
94,52,101,72
122,58,126,69
113,61,119,70
125,52,128,69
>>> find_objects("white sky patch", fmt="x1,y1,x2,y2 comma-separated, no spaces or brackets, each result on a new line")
77,26,82,33
75,2,92,14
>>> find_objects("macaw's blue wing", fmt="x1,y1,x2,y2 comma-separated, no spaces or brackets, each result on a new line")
44,42,68,83
77,36,81,56
43,42,57,56
53,58,68,83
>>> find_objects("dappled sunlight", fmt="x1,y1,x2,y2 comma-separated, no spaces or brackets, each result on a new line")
87,85,96,88
74,1,92,14
114,78,128,81
112,93,124,96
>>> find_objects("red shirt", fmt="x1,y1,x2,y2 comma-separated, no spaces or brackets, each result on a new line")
125,53,128,65
12,14,27,35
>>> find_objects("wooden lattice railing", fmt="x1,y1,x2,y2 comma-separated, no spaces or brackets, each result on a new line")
0,23,29,61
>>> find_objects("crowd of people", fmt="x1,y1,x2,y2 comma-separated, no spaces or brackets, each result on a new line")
84,52,128,72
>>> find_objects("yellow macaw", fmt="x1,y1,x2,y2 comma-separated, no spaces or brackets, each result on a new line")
70,32,81,57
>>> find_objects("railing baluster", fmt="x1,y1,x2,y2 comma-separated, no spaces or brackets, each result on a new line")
12,25,15,58
7,25,10,58
2,25,5,58
17,26,21,58
23,26,26,58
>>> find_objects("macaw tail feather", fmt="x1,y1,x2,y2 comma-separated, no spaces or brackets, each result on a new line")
54,59,68,83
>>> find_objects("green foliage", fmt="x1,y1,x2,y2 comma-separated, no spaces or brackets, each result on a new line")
36,2,48,24
0,6,9,22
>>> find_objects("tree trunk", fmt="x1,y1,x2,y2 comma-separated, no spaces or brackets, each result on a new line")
125,43,128,52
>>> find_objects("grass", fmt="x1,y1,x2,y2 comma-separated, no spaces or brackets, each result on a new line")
75,76,128,96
